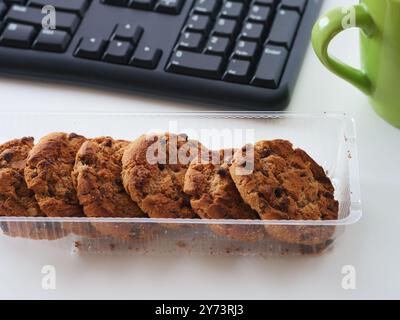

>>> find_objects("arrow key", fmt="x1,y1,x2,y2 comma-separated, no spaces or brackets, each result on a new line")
103,40,134,64
75,37,108,60
131,45,162,69
113,23,143,44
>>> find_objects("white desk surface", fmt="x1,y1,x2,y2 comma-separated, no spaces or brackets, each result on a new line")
0,0,399,299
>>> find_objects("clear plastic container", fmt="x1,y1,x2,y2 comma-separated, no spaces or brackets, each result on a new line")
0,112,361,256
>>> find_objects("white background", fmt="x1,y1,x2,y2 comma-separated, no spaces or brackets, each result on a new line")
0,0,399,299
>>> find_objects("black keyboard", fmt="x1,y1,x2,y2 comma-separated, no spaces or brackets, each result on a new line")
0,0,322,109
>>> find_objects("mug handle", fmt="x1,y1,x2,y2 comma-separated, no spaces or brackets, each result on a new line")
312,4,375,95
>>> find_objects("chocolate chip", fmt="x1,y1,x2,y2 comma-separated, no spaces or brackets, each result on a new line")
183,195,191,207
1,151,13,162
30,172,38,179
299,245,316,254
292,162,303,170
115,178,123,187
261,148,272,158
241,144,253,155
21,137,34,143
68,133,80,139
316,176,331,184
323,191,334,199
116,178,125,193
47,184,56,197
278,197,289,212
178,133,188,141
169,164,181,173
158,163,165,171
149,135,158,143
274,187,284,198
80,156,92,166
216,168,227,177
258,192,266,199
102,139,112,147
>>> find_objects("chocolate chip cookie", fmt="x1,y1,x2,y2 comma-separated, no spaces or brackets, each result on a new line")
184,149,264,241
72,137,147,240
0,137,42,217
230,140,338,245
122,133,207,219
25,132,86,217
0,138,66,240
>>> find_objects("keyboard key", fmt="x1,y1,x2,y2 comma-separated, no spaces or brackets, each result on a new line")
130,0,156,10
0,22,35,48
75,36,107,60
204,36,230,57
281,0,307,13
268,9,300,48
193,0,219,16
102,0,129,6
131,45,162,69
232,40,257,60
167,50,223,79
113,23,143,44
185,14,211,33
33,29,71,52
29,0,89,17
239,21,264,41
177,32,204,51
247,4,271,22
4,0,27,4
6,5,80,34
254,0,276,5
223,59,251,84
220,1,244,20
155,0,184,14
251,45,288,88
103,40,134,64
212,18,238,38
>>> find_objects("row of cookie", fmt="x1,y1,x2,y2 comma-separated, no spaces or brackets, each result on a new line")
0,134,143,240
121,133,339,245
0,132,338,245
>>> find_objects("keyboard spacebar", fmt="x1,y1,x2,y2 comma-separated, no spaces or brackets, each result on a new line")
167,51,224,79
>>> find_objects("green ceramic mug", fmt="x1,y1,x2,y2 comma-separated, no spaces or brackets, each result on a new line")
312,0,400,128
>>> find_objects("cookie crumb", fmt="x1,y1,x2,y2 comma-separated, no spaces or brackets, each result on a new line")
176,240,186,248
